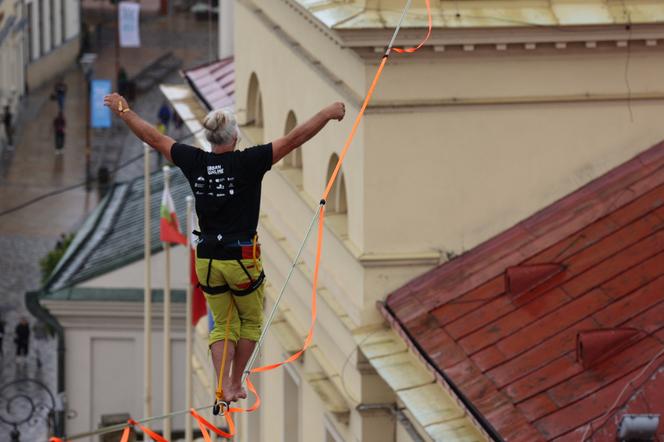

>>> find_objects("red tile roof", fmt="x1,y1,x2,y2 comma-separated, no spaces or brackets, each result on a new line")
383,141,664,441
182,56,235,111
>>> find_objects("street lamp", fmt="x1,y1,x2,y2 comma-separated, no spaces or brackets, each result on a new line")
79,53,97,191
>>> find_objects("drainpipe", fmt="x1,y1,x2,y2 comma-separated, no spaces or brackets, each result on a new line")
25,290,66,438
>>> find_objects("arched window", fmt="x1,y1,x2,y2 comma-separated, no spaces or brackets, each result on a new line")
326,154,348,215
281,111,302,169
245,72,264,143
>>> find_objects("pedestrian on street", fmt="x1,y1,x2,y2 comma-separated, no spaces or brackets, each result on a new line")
53,79,68,112
53,112,66,154
14,317,30,357
2,104,13,148
157,101,172,133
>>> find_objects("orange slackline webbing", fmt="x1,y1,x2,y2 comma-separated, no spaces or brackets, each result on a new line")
48,2,432,441
191,1,433,438
392,0,432,54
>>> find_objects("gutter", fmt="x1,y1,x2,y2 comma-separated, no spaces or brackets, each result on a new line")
378,301,504,442
25,290,66,438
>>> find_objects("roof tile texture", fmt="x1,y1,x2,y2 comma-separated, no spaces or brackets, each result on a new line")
385,141,664,440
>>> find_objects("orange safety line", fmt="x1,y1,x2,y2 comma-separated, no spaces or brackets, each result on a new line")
49,3,433,442
195,0,433,435
392,0,432,54
128,418,168,442
119,427,132,442
190,376,261,440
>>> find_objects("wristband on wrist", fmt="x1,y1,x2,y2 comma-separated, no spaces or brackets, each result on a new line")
118,101,130,113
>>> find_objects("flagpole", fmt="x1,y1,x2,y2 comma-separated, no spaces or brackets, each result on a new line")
143,143,153,421
185,195,194,442
162,165,172,440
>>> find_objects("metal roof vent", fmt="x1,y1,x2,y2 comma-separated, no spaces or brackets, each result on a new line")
618,414,660,441
505,264,564,295
576,328,641,368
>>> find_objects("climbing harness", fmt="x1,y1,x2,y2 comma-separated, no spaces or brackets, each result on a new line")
195,232,266,296
49,1,431,440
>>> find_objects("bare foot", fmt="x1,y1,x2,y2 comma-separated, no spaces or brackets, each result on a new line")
227,385,247,402
221,389,234,405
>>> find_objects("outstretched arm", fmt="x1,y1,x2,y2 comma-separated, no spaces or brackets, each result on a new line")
104,93,176,162
272,102,345,165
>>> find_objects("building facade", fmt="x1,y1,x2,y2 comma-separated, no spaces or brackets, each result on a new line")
24,0,80,89
226,0,664,441
0,0,28,148
34,170,192,440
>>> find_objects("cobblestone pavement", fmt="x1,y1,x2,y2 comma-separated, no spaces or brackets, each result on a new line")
0,10,215,441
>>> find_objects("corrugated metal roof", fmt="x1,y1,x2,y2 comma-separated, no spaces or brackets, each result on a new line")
294,0,664,29
46,168,192,292
182,56,235,111
383,140,664,441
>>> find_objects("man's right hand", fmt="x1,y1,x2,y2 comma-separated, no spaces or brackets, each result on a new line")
103,93,130,117
325,102,346,121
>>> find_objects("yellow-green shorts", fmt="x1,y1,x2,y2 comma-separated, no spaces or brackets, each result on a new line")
195,256,265,346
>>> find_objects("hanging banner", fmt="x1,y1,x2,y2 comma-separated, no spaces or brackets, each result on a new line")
91,79,112,129
119,2,141,48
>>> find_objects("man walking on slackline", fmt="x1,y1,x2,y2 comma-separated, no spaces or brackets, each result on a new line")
104,93,345,403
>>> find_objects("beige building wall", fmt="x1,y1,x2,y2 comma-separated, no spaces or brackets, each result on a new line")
197,1,664,441
42,299,187,442
25,0,80,90
0,0,27,139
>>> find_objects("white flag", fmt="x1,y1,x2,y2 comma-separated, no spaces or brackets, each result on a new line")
119,2,141,48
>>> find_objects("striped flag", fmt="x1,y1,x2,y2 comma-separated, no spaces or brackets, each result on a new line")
160,179,186,245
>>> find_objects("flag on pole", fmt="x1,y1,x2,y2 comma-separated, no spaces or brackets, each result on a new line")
119,2,141,48
160,180,186,245
188,210,207,326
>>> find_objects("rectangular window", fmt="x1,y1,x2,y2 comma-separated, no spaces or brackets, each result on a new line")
284,365,301,442
50,0,56,48
38,0,45,55
27,2,35,60
61,0,66,43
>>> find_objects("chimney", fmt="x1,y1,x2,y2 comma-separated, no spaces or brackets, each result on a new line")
505,263,564,295
576,328,642,368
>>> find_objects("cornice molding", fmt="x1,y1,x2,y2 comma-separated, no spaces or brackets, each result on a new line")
41,299,186,331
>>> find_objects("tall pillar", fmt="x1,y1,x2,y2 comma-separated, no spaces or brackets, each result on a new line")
218,0,234,59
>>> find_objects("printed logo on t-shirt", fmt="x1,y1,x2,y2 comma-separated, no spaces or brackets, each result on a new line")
207,165,224,175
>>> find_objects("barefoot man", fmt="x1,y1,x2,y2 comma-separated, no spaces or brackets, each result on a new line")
104,93,345,403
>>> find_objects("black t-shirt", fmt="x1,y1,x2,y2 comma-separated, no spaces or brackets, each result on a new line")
171,142,272,241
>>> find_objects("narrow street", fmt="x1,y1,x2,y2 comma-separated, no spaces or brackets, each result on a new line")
0,9,215,440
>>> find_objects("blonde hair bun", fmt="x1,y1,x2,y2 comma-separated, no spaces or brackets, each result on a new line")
203,108,238,146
